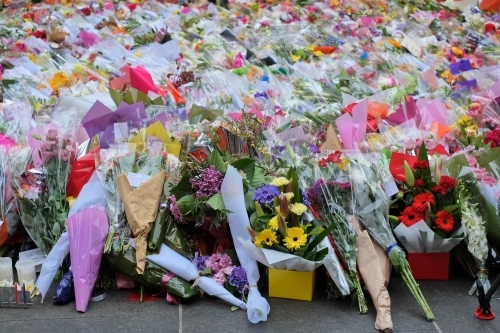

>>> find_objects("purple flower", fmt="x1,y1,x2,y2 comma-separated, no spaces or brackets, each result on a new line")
253,185,280,206
189,166,224,198
308,143,319,154
205,253,232,273
228,266,248,294
169,195,185,224
193,253,210,271
301,189,311,207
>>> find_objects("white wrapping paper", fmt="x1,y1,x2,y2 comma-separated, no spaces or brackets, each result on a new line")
221,166,270,323
147,244,247,310
394,220,465,253
35,172,107,299
239,238,327,272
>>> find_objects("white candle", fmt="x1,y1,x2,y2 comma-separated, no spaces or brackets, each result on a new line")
15,259,37,284
0,257,13,282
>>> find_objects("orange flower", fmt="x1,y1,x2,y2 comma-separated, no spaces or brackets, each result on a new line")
399,206,424,227
412,193,435,212
435,211,454,233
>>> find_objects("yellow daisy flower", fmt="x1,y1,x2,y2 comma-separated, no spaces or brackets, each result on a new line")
283,227,307,251
255,229,278,247
268,215,279,231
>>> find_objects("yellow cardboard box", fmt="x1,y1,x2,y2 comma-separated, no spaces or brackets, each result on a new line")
268,268,316,301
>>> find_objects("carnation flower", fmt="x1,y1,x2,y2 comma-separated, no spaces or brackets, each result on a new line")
290,203,308,215
205,253,232,273
414,179,424,187
270,177,289,187
431,185,447,196
484,129,500,148
413,160,429,169
253,185,280,206
439,176,456,189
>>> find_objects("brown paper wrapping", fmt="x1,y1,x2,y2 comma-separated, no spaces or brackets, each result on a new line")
320,124,343,151
352,216,393,332
117,171,165,274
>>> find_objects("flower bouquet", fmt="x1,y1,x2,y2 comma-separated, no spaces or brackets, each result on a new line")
349,154,434,320
240,167,332,301
13,127,76,255
390,144,465,255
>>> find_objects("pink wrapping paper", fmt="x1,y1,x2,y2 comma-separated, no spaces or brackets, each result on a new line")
68,205,109,312
335,113,355,149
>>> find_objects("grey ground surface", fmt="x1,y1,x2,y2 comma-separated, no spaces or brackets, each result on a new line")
1,264,499,333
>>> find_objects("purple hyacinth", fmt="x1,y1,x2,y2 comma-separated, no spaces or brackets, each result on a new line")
190,165,224,198
193,254,210,271
228,266,248,294
253,185,280,206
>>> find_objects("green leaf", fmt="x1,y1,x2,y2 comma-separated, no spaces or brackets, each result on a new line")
275,245,290,254
443,204,461,214
176,194,196,215
307,226,324,236
231,158,256,182
32,134,42,140
170,177,192,198
304,248,316,261
109,88,123,107
417,142,432,184
207,150,227,173
286,167,301,204
244,192,254,212
250,167,266,189
255,201,265,217
314,247,329,261
207,193,225,211
307,224,334,252
203,267,212,275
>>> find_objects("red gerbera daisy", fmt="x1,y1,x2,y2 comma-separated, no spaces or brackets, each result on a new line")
435,211,455,233
432,185,447,196
412,193,435,212
413,160,429,169
399,206,424,227
439,176,456,189
414,179,425,187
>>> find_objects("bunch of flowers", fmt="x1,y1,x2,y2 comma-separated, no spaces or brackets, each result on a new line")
193,253,248,295
248,168,331,261
395,143,461,238
13,128,76,255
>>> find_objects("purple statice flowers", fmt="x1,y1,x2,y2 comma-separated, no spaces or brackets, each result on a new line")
253,184,280,206
189,165,224,198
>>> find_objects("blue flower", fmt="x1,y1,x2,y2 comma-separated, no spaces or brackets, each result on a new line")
301,189,311,207
253,185,280,206
228,266,248,294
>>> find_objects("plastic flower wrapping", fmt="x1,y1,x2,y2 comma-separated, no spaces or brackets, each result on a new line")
4,0,500,329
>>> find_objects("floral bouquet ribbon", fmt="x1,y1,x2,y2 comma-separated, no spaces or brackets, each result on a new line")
221,166,270,323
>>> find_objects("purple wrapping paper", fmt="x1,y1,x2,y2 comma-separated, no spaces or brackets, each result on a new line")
457,79,478,90
99,102,148,148
81,101,114,138
386,100,417,125
448,60,472,75
68,205,109,312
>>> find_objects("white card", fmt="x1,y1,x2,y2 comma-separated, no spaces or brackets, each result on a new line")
383,175,399,197
401,36,422,58
127,172,151,188
114,122,128,143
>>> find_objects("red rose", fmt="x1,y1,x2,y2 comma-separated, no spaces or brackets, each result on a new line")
327,151,342,163
319,159,328,168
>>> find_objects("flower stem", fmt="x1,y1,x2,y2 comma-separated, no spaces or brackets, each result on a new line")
350,270,368,314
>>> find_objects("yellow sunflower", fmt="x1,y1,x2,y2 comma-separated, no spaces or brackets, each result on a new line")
255,229,278,247
283,227,307,251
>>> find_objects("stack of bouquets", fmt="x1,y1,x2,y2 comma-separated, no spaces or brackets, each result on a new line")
12,126,77,255
241,168,332,301
389,143,465,279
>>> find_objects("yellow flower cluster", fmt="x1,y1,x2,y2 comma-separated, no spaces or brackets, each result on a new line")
48,72,69,92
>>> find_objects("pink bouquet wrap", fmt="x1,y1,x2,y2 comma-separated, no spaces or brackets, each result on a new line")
68,205,109,312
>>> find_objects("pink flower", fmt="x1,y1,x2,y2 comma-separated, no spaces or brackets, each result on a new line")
46,129,58,141
205,253,232,273
466,155,477,168
41,151,53,163
403,139,416,151
212,271,226,286
60,149,72,162
40,141,51,153
222,266,234,275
